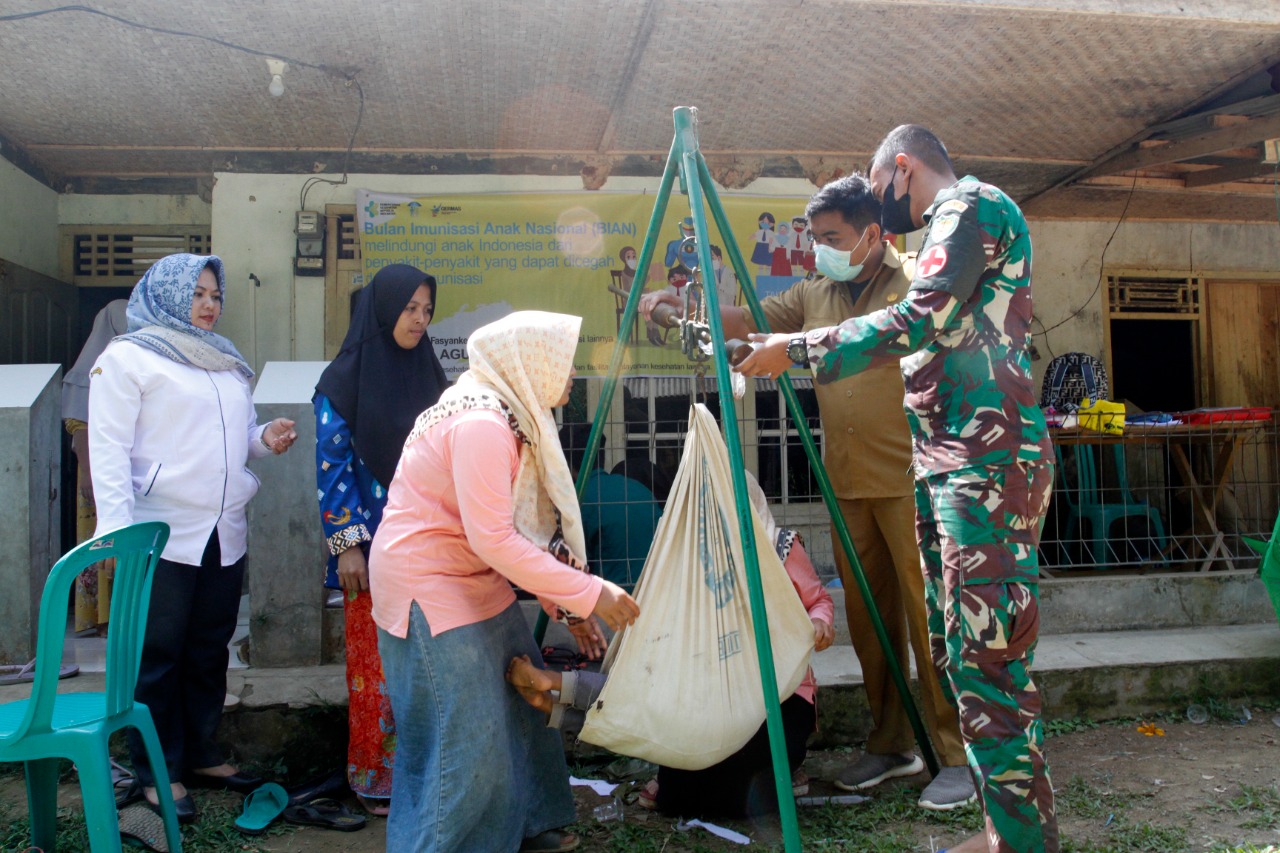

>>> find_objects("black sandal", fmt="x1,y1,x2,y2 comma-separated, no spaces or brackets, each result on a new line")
281,798,367,832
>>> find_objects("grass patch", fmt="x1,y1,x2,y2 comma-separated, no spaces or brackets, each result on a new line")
572,821,721,852
570,783,981,852
790,786,980,851
1223,784,1280,831
1046,717,1101,737
0,790,299,852
1062,818,1190,852
1057,773,1133,821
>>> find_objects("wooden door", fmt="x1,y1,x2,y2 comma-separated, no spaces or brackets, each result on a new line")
1205,281,1280,408
0,260,78,368
323,205,363,359
1205,279,1280,532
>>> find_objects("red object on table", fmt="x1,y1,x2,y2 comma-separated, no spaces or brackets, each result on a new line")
1178,407,1272,425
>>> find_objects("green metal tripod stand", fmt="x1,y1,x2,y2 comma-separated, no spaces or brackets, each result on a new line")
539,105,939,851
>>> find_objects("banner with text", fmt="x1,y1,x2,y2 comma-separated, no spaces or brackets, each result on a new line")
356,190,815,377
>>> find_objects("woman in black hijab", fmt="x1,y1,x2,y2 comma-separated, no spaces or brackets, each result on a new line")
313,264,448,815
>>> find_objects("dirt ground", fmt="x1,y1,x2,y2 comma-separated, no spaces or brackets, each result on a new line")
3,713,1278,851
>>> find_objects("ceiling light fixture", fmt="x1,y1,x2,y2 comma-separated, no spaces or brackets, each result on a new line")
266,59,287,97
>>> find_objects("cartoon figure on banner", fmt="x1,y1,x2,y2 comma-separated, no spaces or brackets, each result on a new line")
771,222,793,277
710,245,739,307
751,212,776,275
664,265,691,299
664,217,700,273
618,246,638,292
789,216,815,275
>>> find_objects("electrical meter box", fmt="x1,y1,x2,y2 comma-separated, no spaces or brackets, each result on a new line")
295,211,326,276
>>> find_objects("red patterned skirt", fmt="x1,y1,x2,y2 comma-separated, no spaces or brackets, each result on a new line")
345,589,395,799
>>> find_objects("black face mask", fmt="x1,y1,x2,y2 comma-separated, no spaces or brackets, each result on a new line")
880,165,920,235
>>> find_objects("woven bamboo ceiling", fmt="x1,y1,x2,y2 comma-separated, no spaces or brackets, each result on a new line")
2,0,1280,220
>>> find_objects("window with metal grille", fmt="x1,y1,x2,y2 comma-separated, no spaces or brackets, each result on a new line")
62,227,212,286
1107,274,1202,316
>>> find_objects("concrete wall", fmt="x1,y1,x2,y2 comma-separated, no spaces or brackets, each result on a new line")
0,365,61,664
0,158,58,279
58,193,210,227
210,173,824,375
1025,219,1280,392
210,170,1280,385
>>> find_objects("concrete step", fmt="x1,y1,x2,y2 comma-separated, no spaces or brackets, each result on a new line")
825,569,1274,644
809,622,1280,746
220,620,1278,759
15,612,1274,773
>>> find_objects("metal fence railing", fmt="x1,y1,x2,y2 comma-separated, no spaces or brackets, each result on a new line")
562,379,1276,585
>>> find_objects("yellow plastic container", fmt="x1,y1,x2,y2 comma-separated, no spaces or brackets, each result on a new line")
1078,398,1125,435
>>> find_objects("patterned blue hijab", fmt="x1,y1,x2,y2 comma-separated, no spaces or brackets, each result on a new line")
120,253,254,379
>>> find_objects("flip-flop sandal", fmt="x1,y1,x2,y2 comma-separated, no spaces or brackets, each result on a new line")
635,778,659,811
116,778,144,808
0,659,80,685
355,792,390,816
111,758,135,792
118,803,170,852
283,798,367,832
233,781,289,836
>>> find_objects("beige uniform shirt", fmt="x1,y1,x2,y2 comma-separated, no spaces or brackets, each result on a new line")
743,245,915,500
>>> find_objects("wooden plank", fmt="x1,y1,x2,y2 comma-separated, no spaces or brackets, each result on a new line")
1183,160,1276,187
1079,112,1280,178
1079,175,1277,195
323,204,362,360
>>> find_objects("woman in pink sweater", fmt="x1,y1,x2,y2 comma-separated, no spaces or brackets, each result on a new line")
369,310,639,853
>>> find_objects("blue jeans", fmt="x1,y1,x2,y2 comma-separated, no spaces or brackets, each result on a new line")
378,601,576,852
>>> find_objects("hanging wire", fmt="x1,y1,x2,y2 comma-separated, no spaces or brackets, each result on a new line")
0,5,365,209
1034,171,1140,338
1031,313,1056,361
299,75,365,211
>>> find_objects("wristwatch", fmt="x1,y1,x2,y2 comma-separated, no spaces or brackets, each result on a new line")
786,335,809,367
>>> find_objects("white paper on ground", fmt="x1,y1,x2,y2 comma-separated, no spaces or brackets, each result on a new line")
569,776,619,797
679,818,751,844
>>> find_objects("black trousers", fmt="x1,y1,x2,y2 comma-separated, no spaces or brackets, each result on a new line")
657,694,816,820
128,531,244,788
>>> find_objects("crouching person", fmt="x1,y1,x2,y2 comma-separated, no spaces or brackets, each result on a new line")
508,472,833,820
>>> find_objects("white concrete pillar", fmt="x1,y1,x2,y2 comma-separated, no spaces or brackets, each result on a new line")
0,364,61,663
248,362,329,667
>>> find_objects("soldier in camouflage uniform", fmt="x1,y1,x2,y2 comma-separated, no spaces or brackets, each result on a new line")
736,124,1057,853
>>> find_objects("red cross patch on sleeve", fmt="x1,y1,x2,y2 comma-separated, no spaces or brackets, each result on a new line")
918,245,948,277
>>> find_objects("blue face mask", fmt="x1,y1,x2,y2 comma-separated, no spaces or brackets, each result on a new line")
813,228,871,281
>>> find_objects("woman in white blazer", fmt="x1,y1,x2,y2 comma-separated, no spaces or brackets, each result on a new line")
89,253,296,823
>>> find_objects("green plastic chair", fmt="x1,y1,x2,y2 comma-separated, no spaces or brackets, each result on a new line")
0,521,182,852
1242,509,1280,627
1057,444,1168,566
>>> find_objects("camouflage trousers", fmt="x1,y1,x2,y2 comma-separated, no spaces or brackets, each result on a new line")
915,461,1058,853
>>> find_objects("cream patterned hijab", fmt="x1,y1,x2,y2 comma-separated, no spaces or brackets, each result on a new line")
405,311,586,566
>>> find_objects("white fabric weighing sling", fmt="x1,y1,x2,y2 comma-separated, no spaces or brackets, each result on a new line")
578,404,814,770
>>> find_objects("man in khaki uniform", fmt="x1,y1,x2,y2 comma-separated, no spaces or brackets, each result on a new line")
642,174,972,809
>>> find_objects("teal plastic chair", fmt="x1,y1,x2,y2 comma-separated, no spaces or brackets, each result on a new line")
0,521,181,852
1071,444,1168,566
1054,438,1167,563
